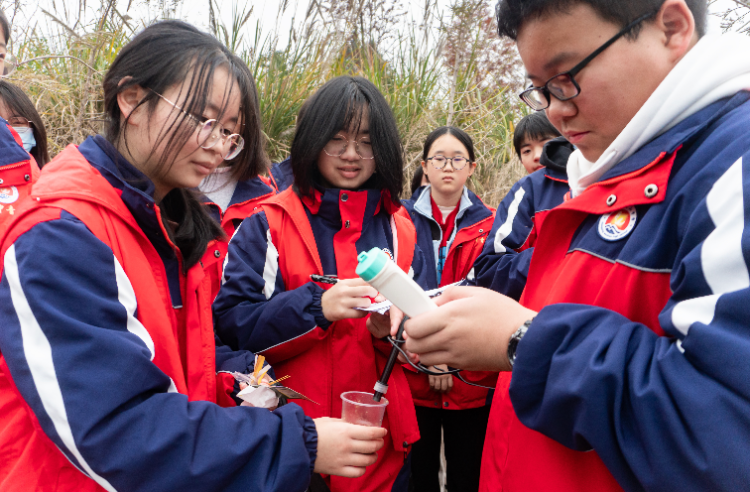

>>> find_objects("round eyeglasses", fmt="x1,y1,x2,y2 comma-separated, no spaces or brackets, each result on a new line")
151,90,245,161
519,10,657,111
323,134,374,159
427,155,471,171
1,53,18,78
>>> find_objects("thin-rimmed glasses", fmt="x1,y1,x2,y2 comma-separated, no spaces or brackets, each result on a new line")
427,155,472,171
519,10,657,111
151,90,244,160
1,53,18,78
323,134,374,159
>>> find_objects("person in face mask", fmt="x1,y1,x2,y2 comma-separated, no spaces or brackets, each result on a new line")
0,80,50,166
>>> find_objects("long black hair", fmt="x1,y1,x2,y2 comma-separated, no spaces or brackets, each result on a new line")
422,126,476,163
0,81,50,166
291,76,403,204
103,20,267,270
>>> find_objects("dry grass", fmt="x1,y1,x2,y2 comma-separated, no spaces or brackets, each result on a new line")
3,0,529,205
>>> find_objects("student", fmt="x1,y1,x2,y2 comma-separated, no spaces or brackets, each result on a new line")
0,21,387,492
0,80,51,166
514,111,561,174
214,75,426,492
197,77,275,300
400,126,495,492
397,0,750,491
469,121,572,299
0,10,39,229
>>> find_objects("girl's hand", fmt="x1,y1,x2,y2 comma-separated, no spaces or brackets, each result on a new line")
428,364,453,393
321,278,378,322
366,295,400,339
313,417,387,477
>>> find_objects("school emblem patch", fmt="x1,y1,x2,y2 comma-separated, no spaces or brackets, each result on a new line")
0,186,19,204
598,207,637,242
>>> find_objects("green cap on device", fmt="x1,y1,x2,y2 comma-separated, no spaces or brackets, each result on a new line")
356,247,388,282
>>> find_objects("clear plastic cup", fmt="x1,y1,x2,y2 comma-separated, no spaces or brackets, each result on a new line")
341,391,389,427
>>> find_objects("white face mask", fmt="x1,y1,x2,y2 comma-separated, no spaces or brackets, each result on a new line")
12,126,36,153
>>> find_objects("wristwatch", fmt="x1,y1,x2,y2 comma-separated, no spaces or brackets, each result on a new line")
507,318,534,369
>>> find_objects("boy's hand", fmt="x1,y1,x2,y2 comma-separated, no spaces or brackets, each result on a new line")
403,286,536,372
321,279,378,322
313,417,387,477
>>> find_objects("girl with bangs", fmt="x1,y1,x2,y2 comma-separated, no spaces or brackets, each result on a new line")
0,21,386,492
214,75,427,492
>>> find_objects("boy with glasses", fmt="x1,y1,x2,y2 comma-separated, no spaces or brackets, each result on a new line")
394,0,750,491
0,9,40,229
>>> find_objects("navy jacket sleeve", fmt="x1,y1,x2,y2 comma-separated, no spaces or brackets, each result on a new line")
0,213,317,492
213,211,331,357
471,177,535,299
509,154,750,492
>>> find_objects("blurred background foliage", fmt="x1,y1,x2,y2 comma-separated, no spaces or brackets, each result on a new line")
2,0,746,203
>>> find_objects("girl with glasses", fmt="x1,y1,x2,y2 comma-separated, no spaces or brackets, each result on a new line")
0,21,386,492
0,80,51,166
214,75,428,492
401,126,496,492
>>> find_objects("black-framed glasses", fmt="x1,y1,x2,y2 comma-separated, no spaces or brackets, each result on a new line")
427,155,472,171
519,10,657,111
323,134,374,159
151,90,245,160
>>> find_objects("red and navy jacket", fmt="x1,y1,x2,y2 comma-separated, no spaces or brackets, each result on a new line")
480,92,750,492
401,185,497,410
0,116,40,229
200,176,276,300
0,136,317,492
470,137,571,299
213,186,427,492
268,157,293,192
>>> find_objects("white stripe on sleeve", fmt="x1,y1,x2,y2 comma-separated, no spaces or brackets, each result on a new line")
494,187,526,254
113,257,155,360
4,244,118,492
672,157,750,335
222,221,243,286
262,228,280,300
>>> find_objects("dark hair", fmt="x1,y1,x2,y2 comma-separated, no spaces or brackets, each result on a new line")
103,20,268,270
0,81,50,166
513,112,560,158
496,0,707,40
291,76,403,204
422,126,476,163
410,166,425,195
0,9,9,44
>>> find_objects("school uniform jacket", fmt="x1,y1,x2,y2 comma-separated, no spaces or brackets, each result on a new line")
401,185,497,410
470,137,571,299
268,157,293,192
213,186,427,492
201,176,276,300
0,136,317,492
0,117,40,229
480,92,750,492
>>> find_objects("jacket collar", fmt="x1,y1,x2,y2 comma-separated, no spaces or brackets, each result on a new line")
300,187,399,219
596,92,750,184
199,174,274,213
540,137,572,182
412,185,490,227
0,117,32,168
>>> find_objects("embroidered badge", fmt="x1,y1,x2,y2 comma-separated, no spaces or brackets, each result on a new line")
382,248,394,261
598,207,637,242
0,186,19,204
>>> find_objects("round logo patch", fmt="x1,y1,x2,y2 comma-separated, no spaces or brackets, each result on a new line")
597,207,637,242
0,186,19,204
